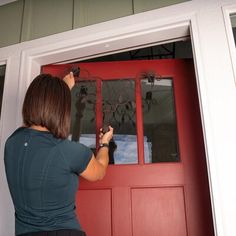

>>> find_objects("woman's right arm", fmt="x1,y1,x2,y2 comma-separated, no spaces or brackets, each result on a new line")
80,126,113,181
63,72,113,181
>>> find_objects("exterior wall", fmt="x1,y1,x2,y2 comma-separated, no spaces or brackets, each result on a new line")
1,0,236,236
0,0,24,47
0,0,188,48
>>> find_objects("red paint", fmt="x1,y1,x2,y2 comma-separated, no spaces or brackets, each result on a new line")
135,75,144,165
95,79,102,151
42,59,214,236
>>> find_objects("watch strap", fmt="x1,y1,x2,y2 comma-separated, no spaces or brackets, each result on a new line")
99,143,109,149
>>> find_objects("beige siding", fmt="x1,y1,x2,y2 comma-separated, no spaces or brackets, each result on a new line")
0,0,24,47
231,14,236,27
73,0,133,28
21,0,73,41
0,0,190,47
133,0,189,13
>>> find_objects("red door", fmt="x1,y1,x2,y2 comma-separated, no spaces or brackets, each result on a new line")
42,59,214,236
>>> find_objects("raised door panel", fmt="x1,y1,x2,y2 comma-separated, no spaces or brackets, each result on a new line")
131,187,187,236
76,189,112,236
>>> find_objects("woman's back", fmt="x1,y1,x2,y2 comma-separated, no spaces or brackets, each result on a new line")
4,127,92,235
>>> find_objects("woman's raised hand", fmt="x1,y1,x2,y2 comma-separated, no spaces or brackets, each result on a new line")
63,72,75,90
99,126,114,144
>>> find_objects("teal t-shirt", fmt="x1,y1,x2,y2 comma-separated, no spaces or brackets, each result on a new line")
4,127,93,235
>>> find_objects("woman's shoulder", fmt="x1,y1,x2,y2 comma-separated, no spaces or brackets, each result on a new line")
58,139,90,151
6,127,26,141
58,139,93,159
58,139,93,174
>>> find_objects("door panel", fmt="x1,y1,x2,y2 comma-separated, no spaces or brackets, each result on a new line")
42,59,214,236
76,189,112,236
131,187,187,236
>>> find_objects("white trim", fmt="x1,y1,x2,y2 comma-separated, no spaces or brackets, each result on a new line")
0,55,20,236
190,15,222,236
55,36,190,64
26,21,190,65
0,56,21,144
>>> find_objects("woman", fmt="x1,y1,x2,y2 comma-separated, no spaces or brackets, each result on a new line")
4,72,113,236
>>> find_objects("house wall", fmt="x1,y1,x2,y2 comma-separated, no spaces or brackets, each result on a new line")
1,0,236,236
0,0,188,48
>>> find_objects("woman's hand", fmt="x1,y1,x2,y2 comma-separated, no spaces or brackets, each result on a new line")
81,126,114,181
99,126,114,144
63,72,75,90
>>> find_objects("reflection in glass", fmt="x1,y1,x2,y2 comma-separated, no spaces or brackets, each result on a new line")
0,65,6,118
141,78,180,163
102,80,138,164
230,14,236,44
231,14,236,46
70,81,96,153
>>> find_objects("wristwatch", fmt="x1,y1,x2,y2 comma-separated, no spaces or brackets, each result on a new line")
99,143,109,149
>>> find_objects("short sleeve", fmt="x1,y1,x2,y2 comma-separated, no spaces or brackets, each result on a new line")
59,140,93,174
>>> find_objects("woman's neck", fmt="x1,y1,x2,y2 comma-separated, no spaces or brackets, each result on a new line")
30,125,49,132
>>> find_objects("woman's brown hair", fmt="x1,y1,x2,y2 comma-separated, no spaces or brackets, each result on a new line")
22,74,71,139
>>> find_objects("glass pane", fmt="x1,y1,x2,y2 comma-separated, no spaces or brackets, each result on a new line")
231,14,236,46
0,64,6,118
102,80,137,165
141,78,180,163
70,81,96,153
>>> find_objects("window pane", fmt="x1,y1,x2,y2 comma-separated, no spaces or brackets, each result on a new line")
70,81,96,153
0,64,6,118
141,78,180,163
102,80,138,165
231,14,236,46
